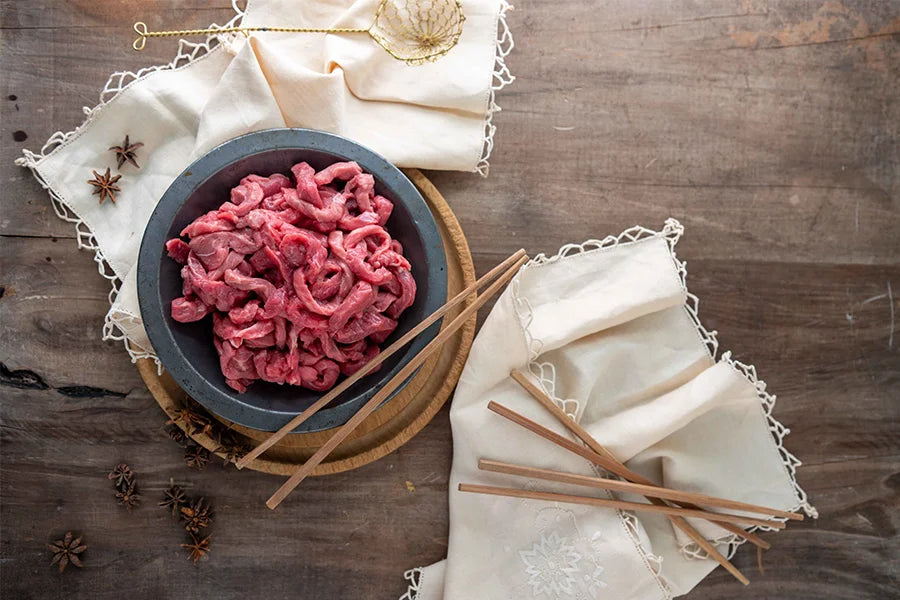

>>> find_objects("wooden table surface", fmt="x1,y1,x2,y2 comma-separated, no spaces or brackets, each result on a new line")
2,1,898,598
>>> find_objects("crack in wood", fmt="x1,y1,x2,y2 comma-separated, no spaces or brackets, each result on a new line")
731,30,900,51
0,233,77,240
0,363,49,390
56,385,127,398
1,363,126,397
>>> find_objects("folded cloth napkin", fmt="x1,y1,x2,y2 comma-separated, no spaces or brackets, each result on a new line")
16,0,514,363
402,219,817,600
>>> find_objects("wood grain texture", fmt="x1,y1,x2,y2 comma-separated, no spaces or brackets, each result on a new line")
1,1,898,599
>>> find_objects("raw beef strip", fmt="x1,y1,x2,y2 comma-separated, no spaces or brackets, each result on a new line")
167,161,417,393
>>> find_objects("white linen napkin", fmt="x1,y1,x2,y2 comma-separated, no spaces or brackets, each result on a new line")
402,219,816,600
15,0,514,363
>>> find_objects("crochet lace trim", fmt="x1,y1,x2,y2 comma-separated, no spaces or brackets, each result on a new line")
475,0,515,176
681,353,818,560
400,567,424,600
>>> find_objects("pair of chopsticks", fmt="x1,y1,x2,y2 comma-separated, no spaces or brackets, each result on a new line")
237,249,530,509
457,370,804,586
468,460,800,529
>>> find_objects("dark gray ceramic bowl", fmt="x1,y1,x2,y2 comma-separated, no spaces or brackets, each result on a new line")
137,128,447,433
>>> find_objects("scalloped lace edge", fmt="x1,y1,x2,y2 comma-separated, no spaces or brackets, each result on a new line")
620,510,670,596
681,352,819,560
13,2,247,366
475,0,515,177
400,567,424,600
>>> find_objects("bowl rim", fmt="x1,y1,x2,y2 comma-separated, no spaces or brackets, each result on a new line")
136,128,447,433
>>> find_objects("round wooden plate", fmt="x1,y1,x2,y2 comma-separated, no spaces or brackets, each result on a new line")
136,169,476,476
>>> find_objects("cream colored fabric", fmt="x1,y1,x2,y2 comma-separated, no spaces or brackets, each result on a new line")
403,220,816,600
15,0,512,362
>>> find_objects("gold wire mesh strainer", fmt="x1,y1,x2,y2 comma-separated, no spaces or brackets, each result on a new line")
133,0,465,65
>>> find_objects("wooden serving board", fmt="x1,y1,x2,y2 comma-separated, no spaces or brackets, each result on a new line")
136,169,476,476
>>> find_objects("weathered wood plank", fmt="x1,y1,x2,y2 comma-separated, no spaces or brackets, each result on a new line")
4,1,898,261
3,240,897,597
0,236,140,390
1,380,896,599
1,0,898,598
0,382,452,600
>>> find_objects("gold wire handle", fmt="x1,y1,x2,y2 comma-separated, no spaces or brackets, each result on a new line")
133,0,465,64
131,22,369,51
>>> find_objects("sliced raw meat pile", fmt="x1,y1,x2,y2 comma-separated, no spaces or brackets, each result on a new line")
166,161,416,393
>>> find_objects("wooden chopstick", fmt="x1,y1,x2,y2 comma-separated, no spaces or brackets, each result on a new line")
265,252,530,509
235,248,527,470
487,401,631,473
509,369,775,549
457,483,785,529
478,459,803,521
487,400,752,585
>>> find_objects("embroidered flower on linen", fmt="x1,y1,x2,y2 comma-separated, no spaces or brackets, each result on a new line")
513,508,616,600
519,531,583,597
583,565,608,595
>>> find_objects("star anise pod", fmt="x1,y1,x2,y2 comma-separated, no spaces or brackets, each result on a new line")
109,134,143,170
180,497,213,534
213,427,236,447
165,424,189,447
107,463,134,489
181,533,211,565
48,532,86,573
216,441,250,467
167,405,212,436
184,444,210,470
87,168,121,205
115,478,141,510
159,480,188,516
213,428,250,466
